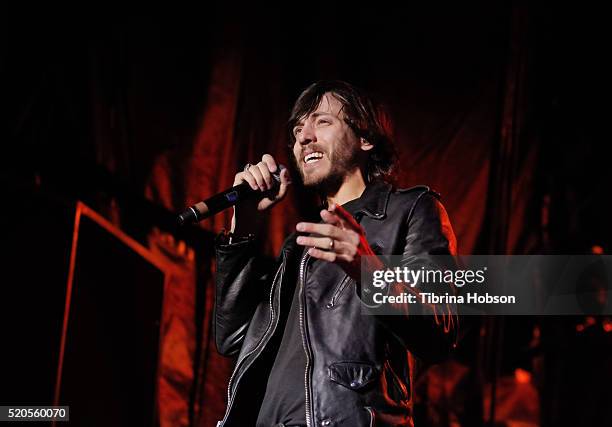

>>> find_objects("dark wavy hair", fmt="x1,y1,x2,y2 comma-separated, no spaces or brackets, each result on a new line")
287,80,397,182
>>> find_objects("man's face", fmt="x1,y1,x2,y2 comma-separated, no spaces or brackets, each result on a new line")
292,93,363,188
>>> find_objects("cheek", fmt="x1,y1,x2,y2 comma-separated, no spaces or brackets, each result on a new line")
292,144,300,162
291,149,305,172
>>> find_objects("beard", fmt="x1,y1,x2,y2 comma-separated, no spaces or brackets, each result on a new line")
298,140,362,197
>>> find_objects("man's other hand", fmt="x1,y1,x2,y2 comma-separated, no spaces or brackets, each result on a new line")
295,204,384,280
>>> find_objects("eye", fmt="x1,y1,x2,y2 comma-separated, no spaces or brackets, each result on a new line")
293,127,303,137
316,118,330,125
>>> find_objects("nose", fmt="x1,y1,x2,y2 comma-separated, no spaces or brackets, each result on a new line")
297,121,316,145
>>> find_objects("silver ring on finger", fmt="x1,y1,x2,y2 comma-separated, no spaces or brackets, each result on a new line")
244,163,253,172
329,238,335,250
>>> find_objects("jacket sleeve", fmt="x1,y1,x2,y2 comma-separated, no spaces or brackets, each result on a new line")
361,191,459,361
213,233,276,357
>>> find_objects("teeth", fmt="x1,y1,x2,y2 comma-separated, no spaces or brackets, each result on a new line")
304,152,323,163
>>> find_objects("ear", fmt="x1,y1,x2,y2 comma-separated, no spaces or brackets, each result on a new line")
360,137,374,151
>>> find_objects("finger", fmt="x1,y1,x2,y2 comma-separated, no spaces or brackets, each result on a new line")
234,171,258,191
261,154,278,173
307,246,359,265
296,222,341,239
256,161,273,190
277,167,292,199
322,204,356,232
330,204,364,233
296,235,337,251
320,210,362,247
248,165,266,191
320,209,342,226
307,247,337,262
297,229,359,250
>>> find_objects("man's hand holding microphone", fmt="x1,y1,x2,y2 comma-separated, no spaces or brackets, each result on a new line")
230,154,292,237
176,154,290,228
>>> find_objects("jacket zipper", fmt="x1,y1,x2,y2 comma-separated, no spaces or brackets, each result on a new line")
328,274,351,308
220,253,286,426
365,406,375,427
299,252,314,427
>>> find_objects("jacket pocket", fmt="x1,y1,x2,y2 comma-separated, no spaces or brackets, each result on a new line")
326,275,353,308
328,361,379,391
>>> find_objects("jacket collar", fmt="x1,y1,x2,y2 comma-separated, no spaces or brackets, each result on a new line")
351,179,392,220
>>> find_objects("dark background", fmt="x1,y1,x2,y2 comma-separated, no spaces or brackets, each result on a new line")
3,4,611,426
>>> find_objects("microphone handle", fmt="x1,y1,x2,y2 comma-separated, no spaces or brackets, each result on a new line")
177,170,282,226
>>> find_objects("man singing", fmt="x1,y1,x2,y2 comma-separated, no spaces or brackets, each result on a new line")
214,81,457,427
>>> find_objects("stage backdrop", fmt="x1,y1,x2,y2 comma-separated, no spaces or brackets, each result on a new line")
134,6,538,426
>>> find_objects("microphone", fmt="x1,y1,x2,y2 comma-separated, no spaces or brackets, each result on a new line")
177,165,285,226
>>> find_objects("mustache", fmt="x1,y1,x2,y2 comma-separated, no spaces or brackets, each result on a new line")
299,144,327,159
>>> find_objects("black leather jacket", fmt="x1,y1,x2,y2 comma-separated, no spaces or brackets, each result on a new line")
214,180,458,427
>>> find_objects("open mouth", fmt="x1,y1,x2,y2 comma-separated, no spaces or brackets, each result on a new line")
304,152,324,164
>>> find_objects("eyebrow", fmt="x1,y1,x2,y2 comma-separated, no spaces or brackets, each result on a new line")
294,111,335,127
